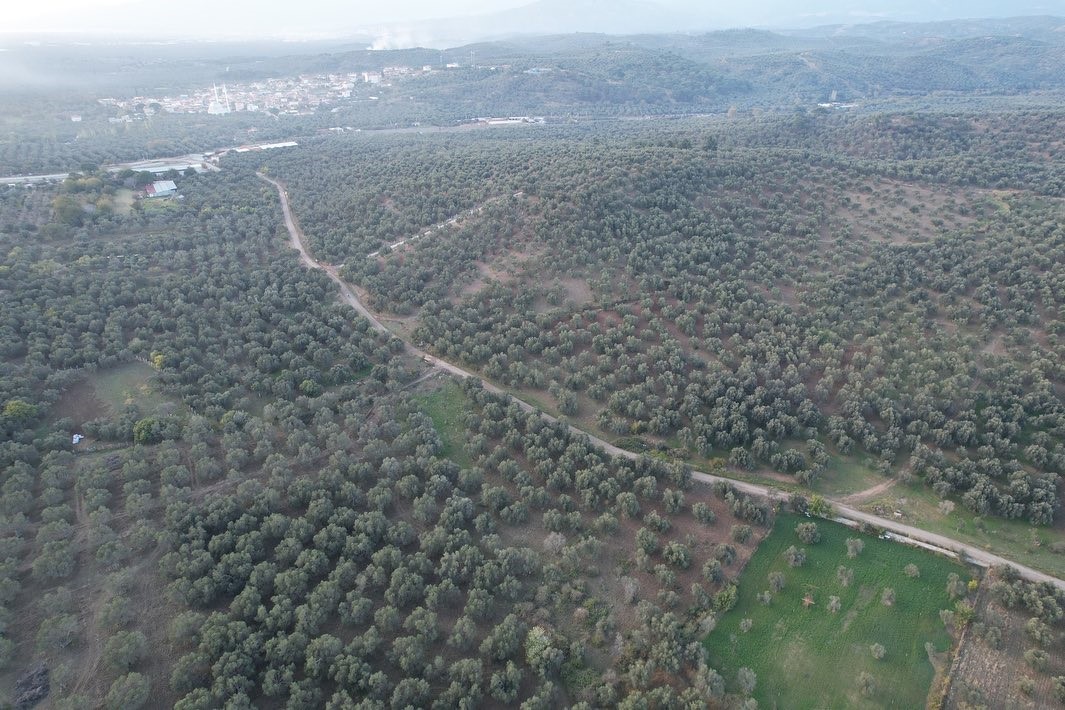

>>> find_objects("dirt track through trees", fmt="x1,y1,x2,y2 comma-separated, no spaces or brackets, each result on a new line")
258,172,1065,592
840,477,899,505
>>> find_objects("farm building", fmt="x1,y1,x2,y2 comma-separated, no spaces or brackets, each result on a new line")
145,180,177,198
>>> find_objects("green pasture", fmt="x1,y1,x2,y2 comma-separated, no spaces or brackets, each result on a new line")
415,381,472,467
706,512,969,709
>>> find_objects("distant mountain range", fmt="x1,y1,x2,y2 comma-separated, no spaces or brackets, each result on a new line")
361,0,1065,48
362,0,688,49
5,0,1065,46
785,14,1065,42
4,9,1065,98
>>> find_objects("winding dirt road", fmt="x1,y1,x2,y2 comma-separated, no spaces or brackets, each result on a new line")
258,172,1065,592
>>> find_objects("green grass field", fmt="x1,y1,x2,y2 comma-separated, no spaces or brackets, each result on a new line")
706,512,969,709
93,362,172,413
811,456,884,497
415,381,472,467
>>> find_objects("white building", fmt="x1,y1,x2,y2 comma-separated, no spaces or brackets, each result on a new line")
146,180,178,198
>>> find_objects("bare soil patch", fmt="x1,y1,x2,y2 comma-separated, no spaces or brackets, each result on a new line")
53,380,107,428
980,333,1008,357
946,573,1065,709
836,179,981,246
460,260,515,298
558,277,594,306
840,477,899,505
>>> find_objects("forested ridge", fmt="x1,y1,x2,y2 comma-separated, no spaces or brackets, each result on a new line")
257,111,1065,530
4,16,1065,175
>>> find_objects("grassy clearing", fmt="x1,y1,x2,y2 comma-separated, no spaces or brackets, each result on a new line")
56,362,177,427
811,456,885,497
415,381,472,467
93,362,172,414
138,197,180,215
513,391,553,417
860,483,1065,580
114,188,135,216
706,512,969,709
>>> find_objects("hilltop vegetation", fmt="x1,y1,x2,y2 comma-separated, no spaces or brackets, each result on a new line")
257,110,1065,537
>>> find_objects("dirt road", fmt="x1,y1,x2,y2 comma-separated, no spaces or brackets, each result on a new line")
258,172,1065,592
367,191,523,258
840,477,899,505
260,174,392,336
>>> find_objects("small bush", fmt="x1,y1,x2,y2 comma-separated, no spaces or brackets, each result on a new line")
795,522,820,544
783,546,806,568
731,525,753,544
846,538,864,558
1024,648,1049,671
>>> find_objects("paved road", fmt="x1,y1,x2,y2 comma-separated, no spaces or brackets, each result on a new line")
259,173,1065,592
0,172,70,185
1,142,282,185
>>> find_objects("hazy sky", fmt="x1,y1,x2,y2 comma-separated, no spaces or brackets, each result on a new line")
5,0,1061,39
7,0,529,33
